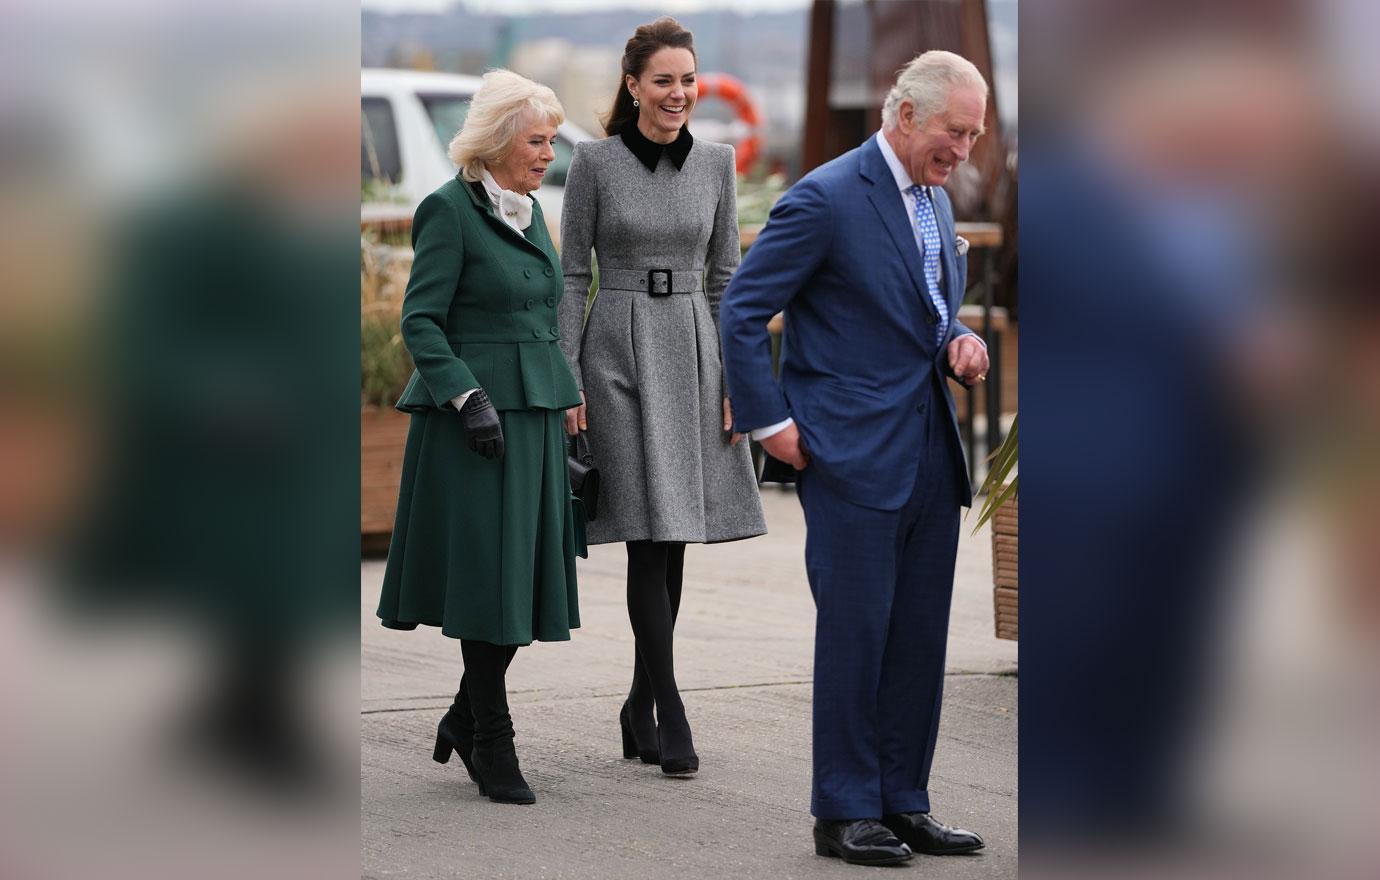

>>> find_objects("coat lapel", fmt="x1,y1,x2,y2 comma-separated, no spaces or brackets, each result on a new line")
460,177,558,271
523,199,561,269
860,141,941,325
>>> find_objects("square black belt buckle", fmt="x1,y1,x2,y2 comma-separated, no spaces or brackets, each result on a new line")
647,269,673,297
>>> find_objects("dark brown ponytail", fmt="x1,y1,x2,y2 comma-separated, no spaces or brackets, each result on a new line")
601,16,697,137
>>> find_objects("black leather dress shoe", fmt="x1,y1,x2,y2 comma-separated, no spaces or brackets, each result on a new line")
813,818,913,866
881,812,985,855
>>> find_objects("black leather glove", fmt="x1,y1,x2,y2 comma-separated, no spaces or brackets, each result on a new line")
458,388,504,460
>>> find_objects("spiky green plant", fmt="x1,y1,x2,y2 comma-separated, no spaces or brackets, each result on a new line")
971,414,1017,532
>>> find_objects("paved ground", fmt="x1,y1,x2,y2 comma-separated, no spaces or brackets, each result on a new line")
362,486,1017,880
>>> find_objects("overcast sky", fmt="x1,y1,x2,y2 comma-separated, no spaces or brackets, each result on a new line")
362,0,813,13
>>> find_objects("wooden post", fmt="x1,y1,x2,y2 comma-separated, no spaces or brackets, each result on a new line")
802,0,835,175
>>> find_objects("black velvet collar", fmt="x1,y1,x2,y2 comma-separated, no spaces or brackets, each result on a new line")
620,120,693,172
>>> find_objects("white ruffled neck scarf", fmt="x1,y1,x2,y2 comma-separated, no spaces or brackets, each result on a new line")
479,168,533,232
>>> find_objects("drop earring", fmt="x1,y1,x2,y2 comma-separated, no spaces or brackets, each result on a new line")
632,98,639,108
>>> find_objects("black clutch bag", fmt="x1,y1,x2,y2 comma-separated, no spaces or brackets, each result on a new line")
568,431,600,521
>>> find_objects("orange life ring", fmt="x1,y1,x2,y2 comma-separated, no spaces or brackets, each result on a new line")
695,73,762,174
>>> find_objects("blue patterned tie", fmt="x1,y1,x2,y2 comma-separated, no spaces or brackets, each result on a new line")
908,184,948,345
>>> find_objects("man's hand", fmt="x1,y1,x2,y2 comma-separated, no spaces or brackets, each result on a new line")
723,396,743,446
458,388,505,460
564,390,587,437
761,421,809,470
947,335,990,385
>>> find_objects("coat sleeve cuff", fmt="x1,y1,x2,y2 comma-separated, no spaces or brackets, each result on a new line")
450,389,478,412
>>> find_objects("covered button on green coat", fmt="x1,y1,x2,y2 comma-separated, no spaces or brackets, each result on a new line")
378,176,585,645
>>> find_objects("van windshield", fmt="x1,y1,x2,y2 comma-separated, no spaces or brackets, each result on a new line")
419,94,470,150
419,92,573,187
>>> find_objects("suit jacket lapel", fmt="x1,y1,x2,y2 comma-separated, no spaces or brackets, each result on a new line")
933,190,961,315
861,143,940,324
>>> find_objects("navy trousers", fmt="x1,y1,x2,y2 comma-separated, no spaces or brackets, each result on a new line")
798,399,963,820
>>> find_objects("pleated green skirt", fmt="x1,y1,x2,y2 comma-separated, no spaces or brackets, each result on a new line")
377,407,585,645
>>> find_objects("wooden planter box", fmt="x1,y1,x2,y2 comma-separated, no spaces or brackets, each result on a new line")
361,405,410,553
991,495,1018,641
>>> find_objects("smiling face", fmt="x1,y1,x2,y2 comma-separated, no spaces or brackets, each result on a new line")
489,112,558,195
627,47,697,144
894,85,987,187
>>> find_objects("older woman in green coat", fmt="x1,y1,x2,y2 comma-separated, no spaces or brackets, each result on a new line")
376,69,583,805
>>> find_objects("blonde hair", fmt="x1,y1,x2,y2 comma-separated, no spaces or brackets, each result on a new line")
882,50,988,131
448,69,565,182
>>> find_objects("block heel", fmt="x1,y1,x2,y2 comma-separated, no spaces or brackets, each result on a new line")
434,716,480,784
619,701,659,764
620,708,638,759
432,739,453,765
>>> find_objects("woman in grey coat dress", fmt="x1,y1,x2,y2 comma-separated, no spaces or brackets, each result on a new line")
558,17,766,777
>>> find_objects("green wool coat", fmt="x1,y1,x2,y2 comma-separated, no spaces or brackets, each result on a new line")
377,176,585,645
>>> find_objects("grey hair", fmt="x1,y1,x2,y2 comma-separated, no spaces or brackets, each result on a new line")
881,50,988,131
448,68,565,182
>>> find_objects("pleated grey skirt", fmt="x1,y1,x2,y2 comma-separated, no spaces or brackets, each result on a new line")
578,288,767,545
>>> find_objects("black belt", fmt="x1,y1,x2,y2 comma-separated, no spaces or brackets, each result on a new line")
598,267,703,297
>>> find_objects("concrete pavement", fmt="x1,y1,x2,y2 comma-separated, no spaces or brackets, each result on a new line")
362,486,1017,879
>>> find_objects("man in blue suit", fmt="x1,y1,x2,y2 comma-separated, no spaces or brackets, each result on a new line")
721,51,991,866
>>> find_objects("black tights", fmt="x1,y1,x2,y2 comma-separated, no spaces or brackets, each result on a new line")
625,541,690,752
451,640,520,749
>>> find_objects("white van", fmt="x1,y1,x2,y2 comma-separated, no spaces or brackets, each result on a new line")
361,68,592,240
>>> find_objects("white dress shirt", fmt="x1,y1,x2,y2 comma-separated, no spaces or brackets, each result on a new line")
876,129,944,287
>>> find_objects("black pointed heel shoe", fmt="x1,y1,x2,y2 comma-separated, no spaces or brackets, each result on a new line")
656,720,698,778
619,701,660,764
470,741,536,805
433,715,479,785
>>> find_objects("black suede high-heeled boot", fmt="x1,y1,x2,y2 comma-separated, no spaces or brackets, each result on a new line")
460,639,534,805
433,646,518,785
470,739,535,804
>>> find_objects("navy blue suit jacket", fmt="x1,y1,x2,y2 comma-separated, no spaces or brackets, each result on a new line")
720,135,976,511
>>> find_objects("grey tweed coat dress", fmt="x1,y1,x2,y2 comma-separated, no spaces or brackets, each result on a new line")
558,127,766,545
